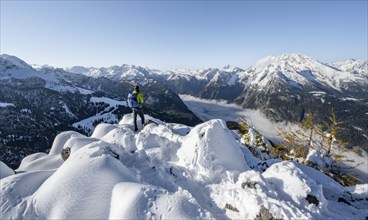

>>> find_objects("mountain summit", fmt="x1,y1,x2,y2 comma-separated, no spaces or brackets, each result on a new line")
1,114,367,219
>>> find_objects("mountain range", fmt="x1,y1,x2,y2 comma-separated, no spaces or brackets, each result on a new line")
1,53,367,169
0,54,201,168
65,53,368,148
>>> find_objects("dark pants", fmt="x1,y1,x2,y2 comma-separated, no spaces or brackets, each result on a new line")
133,108,145,131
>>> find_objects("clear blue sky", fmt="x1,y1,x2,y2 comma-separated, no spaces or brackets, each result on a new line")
1,0,367,69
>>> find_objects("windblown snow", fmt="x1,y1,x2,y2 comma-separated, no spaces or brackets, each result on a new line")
1,115,367,219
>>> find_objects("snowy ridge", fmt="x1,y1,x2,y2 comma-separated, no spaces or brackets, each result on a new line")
66,64,245,90
330,59,368,76
1,54,34,70
0,54,94,94
1,54,42,79
1,115,367,219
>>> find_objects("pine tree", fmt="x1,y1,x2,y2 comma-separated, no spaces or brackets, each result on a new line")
322,108,347,157
277,109,357,185
278,126,308,159
278,110,348,159
302,113,314,149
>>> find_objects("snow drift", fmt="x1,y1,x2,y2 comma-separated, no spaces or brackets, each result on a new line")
1,114,367,219
177,119,249,182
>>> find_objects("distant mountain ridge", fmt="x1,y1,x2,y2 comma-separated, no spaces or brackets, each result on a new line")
66,64,247,100
64,53,368,99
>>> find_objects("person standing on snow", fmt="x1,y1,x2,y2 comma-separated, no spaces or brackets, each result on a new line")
127,85,145,132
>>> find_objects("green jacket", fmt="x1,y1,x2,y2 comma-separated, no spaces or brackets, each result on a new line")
133,91,144,105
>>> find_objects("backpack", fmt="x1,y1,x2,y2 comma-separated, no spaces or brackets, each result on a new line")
127,93,140,108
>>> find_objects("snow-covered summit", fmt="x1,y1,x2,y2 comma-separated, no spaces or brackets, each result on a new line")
0,55,94,94
0,54,39,79
1,114,367,219
252,53,316,68
245,53,367,91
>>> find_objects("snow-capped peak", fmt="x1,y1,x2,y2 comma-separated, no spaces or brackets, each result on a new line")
253,53,318,69
247,53,366,91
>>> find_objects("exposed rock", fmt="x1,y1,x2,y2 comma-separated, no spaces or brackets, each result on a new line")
338,197,352,206
241,181,257,189
61,147,71,161
224,203,239,212
306,194,319,206
255,205,282,220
